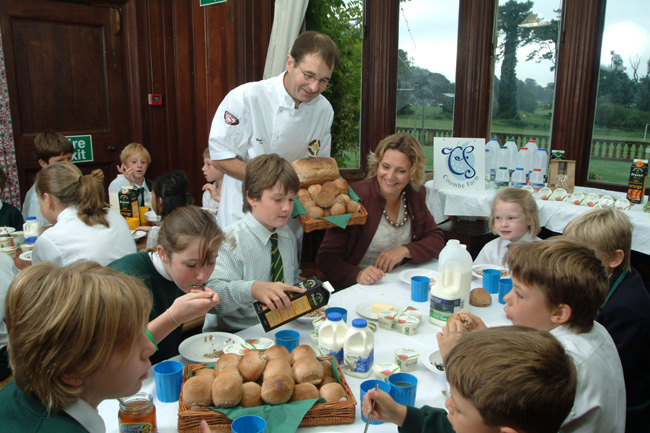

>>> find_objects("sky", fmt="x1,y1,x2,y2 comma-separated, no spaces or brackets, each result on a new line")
398,0,650,87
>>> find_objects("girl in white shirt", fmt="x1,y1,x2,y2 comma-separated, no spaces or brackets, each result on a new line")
474,187,541,267
32,162,136,267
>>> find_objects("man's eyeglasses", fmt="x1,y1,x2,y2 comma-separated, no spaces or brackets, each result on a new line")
297,64,333,89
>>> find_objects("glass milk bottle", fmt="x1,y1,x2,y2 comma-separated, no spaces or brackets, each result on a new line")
318,312,348,365
343,319,374,378
430,243,472,326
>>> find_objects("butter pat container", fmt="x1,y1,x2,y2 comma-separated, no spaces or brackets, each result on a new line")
373,362,400,382
394,347,420,372
396,315,420,335
254,277,334,332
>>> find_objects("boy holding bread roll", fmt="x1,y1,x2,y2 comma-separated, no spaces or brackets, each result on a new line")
203,154,305,332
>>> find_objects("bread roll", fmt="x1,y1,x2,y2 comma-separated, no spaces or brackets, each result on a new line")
314,191,336,208
264,345,293,365
330,203,345,216
345,200,360,214
291,383,320,401
195,367,215,379
320,382,346,403
322,208,331,217
297,189,311,202
320,360,333,377
241,382,263,407
293,356,324,385
333,178,349,195
469,288,492,307
239,350,266,382
292,157,339,183
334,194,347,205
308,184,322,199
321,181,340,197
263,358,293,380
211,371,243,408
319,376,338,389
182,374,214,408
302,199,315,210
306,206,324,219
261,374,295,405
291,344,317,364
448,311,481,331
214,353,241,377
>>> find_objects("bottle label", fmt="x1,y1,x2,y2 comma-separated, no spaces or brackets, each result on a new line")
321,346,344,364
344,349,374,373
120,423,154,433
429,295,463,322
496,180,509,188
512,181,526,188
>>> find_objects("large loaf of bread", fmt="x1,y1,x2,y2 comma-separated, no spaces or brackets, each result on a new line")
292,157,339,184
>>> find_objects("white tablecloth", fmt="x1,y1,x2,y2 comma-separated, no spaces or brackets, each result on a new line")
425,181,650,255
98,261,510,432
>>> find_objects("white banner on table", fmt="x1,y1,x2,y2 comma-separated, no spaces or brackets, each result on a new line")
433,137,485,191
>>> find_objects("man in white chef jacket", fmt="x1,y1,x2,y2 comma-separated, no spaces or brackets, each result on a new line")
208,31,339,231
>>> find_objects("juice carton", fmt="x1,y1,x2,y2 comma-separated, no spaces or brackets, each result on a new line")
627,159,648,204
118,186,139,218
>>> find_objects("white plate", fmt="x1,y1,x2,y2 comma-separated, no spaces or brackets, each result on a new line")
223,337,275,355
399,269,438,286
19,251,32,261
131,230,147,241
0,227,15,236
472,264,508,279
144,210,160,222
422,348,446,376
356,301,403,321
178,332,244,363
296,306,327,323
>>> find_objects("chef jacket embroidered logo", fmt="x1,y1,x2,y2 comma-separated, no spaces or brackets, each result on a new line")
441,141,476,180
308,139,321,156
224,111,239,125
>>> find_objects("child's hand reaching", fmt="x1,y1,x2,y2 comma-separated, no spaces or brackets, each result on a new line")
202,183,221,202
362,388,408,426
117,163,136,185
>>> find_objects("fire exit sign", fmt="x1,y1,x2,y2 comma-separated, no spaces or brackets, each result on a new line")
66,135,94,163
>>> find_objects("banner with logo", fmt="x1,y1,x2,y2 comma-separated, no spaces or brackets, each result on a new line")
433,137,485,191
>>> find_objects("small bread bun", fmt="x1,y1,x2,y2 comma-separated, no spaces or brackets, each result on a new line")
319,376,338,389
241,382,263,407
315,191,336,208
264,345,293,365
470,288,492,307
334,194,347,205
333,178,349,195
211,371,243,408
263,358,293,380
182,374,214,408
214,353,241,377
194,367,215,379
302,199,315,210
321,181,340,197
320,382,346,403
330,203,346,216
291,383,320,401
308,184,322,199
291,344,317,364
322,208,331,217
261,374,295,405
306,205,324,219
293,356,324,385
297,189,311,202
239,351,266,382
320,360,333,377
448,311,480,331
345,200,360,214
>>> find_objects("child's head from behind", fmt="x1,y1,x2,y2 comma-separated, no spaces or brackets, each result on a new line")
445,326,577,433
242,154,300,231
157,206,224,292
504,237,606,334
489,188,540,242
120,143,151,182
6,262,154,411
34,131,74,166
152,170,192,219
0,165,7,193
563,207,631,273
202,147,224,184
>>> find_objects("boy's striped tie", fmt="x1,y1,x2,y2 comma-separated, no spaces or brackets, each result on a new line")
270,233,284,283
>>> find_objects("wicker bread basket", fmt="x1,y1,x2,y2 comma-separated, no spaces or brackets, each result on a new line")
177,356,357,432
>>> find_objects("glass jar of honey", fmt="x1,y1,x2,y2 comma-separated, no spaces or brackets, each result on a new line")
118,392,157,433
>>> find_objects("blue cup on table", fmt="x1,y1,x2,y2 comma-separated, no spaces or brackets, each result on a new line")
388,372,418,407
325,307,348,323
482,269,502,294
274,329,300,353
153,360,184,403
360,379,391,424
410,276,430,302
498,278,513,304
231,415,267,433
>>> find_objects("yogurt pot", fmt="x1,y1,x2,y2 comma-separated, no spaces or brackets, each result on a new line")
312,316,327,333
10,231,24,247
394,347,420,372
0,237,12,248
21,243,35,253
396,315,420,336
0,246,17,258
377,310,398,330
310,331,319,350
372,362,400,382
400,306,423,320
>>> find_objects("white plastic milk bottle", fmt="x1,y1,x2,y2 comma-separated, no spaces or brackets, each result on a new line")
343,318,374,378
23,216,43,239
318,312,348,365
429,243,473,326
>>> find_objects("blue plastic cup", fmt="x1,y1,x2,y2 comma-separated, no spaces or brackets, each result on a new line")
153,360,184,402
498,278,513,304
482,269,502,294
360,379,391,424
325,307,348,323
231,415,266,433
410,276,430,302
274,329,300,353
388,372,418,406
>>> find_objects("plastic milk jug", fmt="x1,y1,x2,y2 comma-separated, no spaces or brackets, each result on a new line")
485,149,494,186
526,140,538,171
505,140,518,175
486,138,500,175
23,216,43,239
343,318,374,378
530,168,544,191
429,243,472,326
533,148,549,181
318,312,348,365
108,181,122,213
511,168,526,188
495,167,510,188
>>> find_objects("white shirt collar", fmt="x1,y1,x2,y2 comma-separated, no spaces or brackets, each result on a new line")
150,251,173,281
63,399,106,433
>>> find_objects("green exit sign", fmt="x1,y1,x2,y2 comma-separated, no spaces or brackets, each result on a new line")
200,0,226,6
66,135,94,163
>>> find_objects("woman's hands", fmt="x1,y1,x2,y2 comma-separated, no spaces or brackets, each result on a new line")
373,246,411,273
362,388,408,427
251,282,305,312
357,266,385,285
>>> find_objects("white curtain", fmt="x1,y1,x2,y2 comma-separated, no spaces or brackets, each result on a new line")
263,0,310,79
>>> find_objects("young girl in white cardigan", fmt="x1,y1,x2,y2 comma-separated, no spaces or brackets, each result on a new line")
474,187,541,266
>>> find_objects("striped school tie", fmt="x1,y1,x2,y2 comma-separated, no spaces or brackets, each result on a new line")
270,233,284,283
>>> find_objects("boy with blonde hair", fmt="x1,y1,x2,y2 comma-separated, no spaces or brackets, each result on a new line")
201,147,223,212
364,326,577,433
564,208,650,431
108,142,153,207
501,237,625,433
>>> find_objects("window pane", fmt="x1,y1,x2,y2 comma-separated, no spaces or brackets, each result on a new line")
491,0,561,161
395,0,459,170
588,0,650,185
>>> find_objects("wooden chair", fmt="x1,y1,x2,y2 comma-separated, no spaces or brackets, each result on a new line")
437,216,496,259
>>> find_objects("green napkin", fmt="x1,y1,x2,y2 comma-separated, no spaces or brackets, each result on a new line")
292,186,362,229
